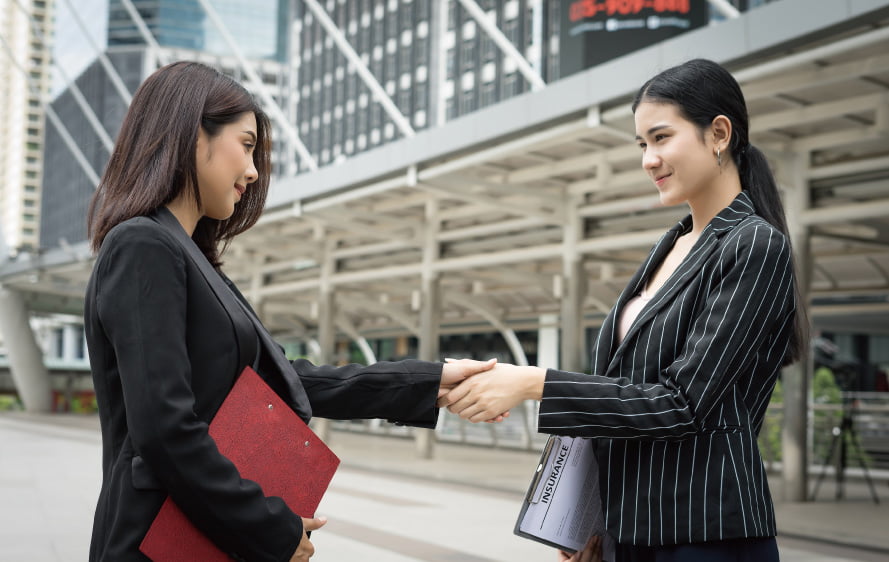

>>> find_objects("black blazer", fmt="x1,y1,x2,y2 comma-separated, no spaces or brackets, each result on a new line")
84,208,442,561
539,192,795,546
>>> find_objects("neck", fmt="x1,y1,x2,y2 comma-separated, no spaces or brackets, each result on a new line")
687,170,742,235
165,195,200,236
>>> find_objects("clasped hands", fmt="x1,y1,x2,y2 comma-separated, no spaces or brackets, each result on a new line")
439,358,545,423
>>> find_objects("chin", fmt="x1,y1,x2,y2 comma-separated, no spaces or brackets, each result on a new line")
208,209,236,221
658,192,685,207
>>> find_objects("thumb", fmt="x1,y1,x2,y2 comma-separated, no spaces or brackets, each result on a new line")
302,516,327,532
463,358,498,376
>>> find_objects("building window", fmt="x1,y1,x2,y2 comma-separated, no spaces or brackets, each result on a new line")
74,327,85,360
54,328,65,359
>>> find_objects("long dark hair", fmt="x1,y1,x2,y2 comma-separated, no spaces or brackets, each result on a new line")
632,58,807,364
87,61,271,266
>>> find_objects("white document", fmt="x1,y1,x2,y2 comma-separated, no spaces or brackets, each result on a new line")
515,435,613,558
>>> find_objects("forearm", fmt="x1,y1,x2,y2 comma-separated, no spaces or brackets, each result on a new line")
296,358,442,424
538,368,698,440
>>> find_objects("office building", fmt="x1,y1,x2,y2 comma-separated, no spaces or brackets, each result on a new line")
290,0,760,170
0,0,54,255
107,0,289,61
292,0,557,169
39,1,290,248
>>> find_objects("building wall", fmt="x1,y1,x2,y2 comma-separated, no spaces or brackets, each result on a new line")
40,49,146,248
0,0,53,255
291,0,555,171
40,46,289,247
107,0,288,61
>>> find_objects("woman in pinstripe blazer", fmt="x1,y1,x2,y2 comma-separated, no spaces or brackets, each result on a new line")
441,59,806,562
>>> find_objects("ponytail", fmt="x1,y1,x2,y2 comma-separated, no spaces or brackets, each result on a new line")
736,144,787,235
736,143,808,365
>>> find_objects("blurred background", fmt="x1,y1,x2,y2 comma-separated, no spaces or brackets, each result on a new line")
1,1,889,559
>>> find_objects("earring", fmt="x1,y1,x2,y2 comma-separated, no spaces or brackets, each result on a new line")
716,148,722,167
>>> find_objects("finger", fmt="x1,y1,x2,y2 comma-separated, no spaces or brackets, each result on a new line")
485,410,510,423
302,516,327,532
443,380,474,405
457,402,492,423
446,394,479,417
459,358,497,376
470,409,497,423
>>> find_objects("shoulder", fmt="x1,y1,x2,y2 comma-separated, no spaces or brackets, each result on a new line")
101,216,181,256
721,214,791,263
96,215,186,273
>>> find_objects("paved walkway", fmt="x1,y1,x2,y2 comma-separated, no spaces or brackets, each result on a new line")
1,412,885,561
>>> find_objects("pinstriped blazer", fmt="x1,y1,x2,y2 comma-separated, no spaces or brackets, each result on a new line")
538,191,796,547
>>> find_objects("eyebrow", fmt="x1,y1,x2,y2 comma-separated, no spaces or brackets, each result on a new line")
243,130,257,142
634,124,671,141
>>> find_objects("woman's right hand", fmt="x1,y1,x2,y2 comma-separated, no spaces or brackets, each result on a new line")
557,535,602,562
290,516,327,561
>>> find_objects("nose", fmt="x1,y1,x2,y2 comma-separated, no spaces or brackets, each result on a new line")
641,146,660,171
244,159,258,185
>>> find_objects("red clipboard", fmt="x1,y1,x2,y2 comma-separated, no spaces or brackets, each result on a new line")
139,366,339,561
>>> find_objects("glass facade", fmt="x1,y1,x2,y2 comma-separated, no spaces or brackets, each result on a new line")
107,0,288,62
293,0,556,170
294,0,434,168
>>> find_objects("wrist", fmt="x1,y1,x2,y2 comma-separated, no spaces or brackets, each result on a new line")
518,366,546,401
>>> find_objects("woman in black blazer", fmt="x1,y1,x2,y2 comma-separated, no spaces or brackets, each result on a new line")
439,59,807,562
84,61,494,562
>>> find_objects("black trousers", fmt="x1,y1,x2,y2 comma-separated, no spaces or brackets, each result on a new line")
615,536,779,562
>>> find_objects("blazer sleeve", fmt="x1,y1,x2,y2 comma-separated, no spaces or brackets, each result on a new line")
221,278,443,428
95,224,301,562
539,222,796,440
295,358,443,428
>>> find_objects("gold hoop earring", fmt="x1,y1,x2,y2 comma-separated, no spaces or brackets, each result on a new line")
716,148,722,167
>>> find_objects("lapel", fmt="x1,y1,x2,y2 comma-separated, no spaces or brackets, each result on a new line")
602,191,757,376
150,208,311,420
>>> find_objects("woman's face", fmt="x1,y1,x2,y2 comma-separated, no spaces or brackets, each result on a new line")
195,111,259,221
634,101,720,208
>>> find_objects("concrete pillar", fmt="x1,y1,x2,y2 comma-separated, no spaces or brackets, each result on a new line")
560,259,587,373
560,196,587,373
314,238,336,442
538,313,559,370
781,153,812,502
416,273,441,458
0,286,52,412
416,199,441,459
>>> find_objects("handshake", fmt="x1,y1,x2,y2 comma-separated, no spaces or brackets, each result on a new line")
437,358,546,423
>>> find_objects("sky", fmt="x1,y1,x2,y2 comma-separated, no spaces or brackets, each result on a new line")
51,0,108,97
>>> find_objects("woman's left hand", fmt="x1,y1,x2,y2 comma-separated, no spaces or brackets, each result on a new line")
557,536,602,562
